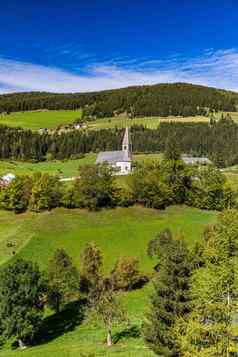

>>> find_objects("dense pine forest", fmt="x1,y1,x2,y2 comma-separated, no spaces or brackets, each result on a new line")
0,83,237,117
0,115,237,167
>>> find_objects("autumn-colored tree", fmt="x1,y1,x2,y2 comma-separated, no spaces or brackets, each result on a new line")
111,256,145,290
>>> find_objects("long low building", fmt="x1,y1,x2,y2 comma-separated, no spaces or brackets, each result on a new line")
181,156,212,165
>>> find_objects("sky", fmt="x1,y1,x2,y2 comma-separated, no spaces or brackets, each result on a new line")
0,0,238,93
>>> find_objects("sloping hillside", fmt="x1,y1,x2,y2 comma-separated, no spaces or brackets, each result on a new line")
0,83,237,118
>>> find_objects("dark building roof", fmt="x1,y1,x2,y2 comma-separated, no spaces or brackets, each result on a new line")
96,150,131,164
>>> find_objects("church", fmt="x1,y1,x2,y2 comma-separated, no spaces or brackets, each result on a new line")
96,127,132,175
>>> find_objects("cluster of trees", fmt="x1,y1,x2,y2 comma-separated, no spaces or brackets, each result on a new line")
0,83,237,117
158,114,238,167
0,125,123,161
0,158,236,213
144,209,238,356
1,115,238,167
0,243,145,349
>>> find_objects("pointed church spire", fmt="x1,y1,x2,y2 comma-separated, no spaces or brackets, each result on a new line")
122,127,132,153
122,127,132,159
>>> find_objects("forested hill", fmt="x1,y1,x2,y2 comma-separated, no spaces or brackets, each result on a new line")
0,83,238,118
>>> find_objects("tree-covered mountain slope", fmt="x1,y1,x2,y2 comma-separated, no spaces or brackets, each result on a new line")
0,82,237,118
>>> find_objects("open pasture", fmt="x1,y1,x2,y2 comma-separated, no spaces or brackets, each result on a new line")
0,110,81,130
87,112,238,130
0,153,162,178
1,110,237,131
0,205,216,357
87,115,210,130
0,154,97,178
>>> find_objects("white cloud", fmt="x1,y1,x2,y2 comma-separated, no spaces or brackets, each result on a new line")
0,49,238,93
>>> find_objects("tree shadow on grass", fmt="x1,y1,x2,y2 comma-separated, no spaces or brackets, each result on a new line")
112,325,140,344
34,299,86,346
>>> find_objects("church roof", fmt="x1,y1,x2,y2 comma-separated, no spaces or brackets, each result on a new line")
96,150,131,164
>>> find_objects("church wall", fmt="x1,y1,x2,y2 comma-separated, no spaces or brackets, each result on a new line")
115,161,131,175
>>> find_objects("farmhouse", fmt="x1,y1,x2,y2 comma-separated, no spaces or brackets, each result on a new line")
182,156,212,166
0,172,15,187
96,127,132,175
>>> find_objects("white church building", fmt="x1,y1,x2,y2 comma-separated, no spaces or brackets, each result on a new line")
96,127,132,175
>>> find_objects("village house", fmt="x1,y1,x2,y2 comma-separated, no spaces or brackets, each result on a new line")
0,173,16,187
96,127,132,175
181,156,212,166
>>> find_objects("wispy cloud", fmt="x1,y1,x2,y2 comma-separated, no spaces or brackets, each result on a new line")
0,49,238,93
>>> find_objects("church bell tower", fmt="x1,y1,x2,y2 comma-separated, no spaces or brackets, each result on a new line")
122,127,132,155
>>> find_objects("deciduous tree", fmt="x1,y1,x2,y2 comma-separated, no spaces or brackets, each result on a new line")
0,259,46,348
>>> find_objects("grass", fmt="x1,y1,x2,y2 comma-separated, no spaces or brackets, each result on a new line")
87,112,238,130
3,205,216,271
0,154,97,178
0,110,81,130
1,110,238,132
224,172,238,190
0,153,162,178
0,205,217,356
87,115,210,130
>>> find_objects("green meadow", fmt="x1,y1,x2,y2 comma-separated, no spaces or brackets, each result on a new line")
0,154,97,178
0,110,81,130
0,153,162,178
0,205,217,356
85,112,238,130
87,115,210,130
0,110,237,131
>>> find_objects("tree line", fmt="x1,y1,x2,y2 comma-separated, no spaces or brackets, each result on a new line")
0,83,237,117
0,157,236,213
1,209,237,356
1,114,238,167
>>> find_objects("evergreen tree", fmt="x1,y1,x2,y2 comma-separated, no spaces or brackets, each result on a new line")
176,210,238,356
143,236,191,356
164,135,181,161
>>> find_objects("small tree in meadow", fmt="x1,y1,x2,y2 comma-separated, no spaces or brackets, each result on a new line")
47,249,79,313
93,278,126,347
111,256,144,291
80,242,103,298
0,259,46,349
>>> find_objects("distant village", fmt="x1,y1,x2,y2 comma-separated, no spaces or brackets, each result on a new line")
38,121,87,135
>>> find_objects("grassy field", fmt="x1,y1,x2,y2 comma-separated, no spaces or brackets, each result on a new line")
0,205,217,356
0,110,81,130
0,154,97,178
1,110,237,131
0,153,162,178
87,112,238,130
87,115,210,130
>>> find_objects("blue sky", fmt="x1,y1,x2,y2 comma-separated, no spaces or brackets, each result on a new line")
0,0,238,93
